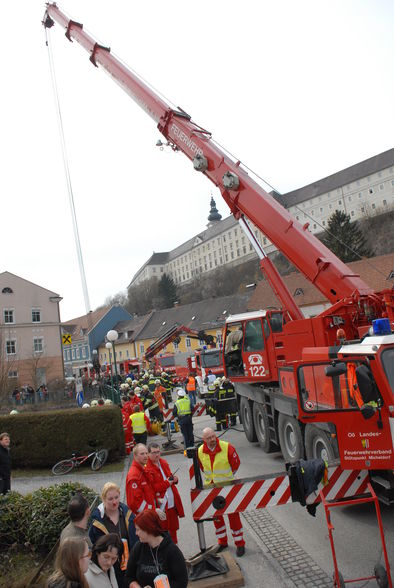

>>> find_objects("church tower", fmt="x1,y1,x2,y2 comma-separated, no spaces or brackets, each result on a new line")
207,196,222,228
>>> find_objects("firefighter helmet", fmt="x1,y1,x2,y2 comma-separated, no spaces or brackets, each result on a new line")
82,403,90,409
91,400,98,407
104,398,113,405
10,409,19,415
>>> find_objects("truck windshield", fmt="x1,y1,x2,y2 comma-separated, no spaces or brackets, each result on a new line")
159,356,176,367
381,348,394,392
201,350,221,368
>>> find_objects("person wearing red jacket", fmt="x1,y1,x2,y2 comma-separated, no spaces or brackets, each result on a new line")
128,388,144,411
121,398,133,455
145,442,185,544
198,427,245,557
125,444,167,523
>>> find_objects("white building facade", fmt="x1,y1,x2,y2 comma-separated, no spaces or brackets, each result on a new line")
129,149,394,288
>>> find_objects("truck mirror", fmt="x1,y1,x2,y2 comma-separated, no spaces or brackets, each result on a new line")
360,403,375,420
325,362,346,377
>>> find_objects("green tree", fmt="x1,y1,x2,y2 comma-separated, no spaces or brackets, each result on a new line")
158,273,178,308
321,210,372,262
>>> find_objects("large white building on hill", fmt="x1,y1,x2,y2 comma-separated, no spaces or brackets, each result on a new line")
129,149,394,288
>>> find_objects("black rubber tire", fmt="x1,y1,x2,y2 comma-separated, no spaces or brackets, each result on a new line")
305,425,336,463
253,402,275,452
374,563,388,588
52,459,75,476
240,397,257,442
278,413,304,462
91,449,108,471
333,571,345,588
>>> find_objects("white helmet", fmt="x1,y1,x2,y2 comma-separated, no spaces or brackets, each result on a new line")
104,398,113,405
142,384,149,391
155,379,161,385
126,377,133,383
214,378,222,386
134,387,141,393
177,389,185,397
10,409,19,415
161,372,167,376
82,403,90,409
120,383,129,391
91,400,98,407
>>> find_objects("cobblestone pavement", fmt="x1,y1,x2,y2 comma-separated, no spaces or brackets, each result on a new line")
244,509,333,587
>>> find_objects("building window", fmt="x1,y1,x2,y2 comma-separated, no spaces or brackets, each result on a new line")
139,344,144,354
379,184,384,190
8,370,18,378
338,200,342,205
3,309,14,324
6,340,16,355
33,338,43,353
173,340,179,351
186,337,191,348
82,347,86,358
72,349,75,359
2,287,13,294
369,188,373,194
351,210,355,216
32,309,41,323
372,203,376,209
361,207,365,213
119,350,122,358
76,348,80,359
383,199,387,206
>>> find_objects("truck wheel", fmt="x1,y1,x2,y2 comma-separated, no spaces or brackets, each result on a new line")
305,425,336,463
278,414,304,462
253,402,274,452
240,397,257,442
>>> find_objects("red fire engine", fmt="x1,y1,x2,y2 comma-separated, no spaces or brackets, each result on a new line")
43,5,394,504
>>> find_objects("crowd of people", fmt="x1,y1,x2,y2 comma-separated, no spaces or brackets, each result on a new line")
47,426,246,588
2,366,245,587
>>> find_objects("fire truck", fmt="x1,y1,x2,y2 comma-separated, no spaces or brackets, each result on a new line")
144,324,216,385
43,5,394,503
188,348,224,396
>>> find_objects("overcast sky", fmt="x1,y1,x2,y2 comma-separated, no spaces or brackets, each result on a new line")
1,1,393,322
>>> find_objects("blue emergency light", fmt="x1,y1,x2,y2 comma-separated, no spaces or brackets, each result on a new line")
372,318,392,336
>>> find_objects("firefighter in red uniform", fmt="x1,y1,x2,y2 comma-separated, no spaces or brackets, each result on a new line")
128,387,144,411
145,442,185,544
121,396,133,454
125,443,167,522
198,427,245,557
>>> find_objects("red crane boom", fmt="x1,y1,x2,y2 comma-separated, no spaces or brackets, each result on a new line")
43,3,390,333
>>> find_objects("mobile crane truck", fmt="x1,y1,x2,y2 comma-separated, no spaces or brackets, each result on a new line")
44,4,394,504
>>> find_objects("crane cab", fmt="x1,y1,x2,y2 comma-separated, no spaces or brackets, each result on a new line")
224,309,286,384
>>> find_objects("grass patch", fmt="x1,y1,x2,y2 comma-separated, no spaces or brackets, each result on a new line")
12,458,126,479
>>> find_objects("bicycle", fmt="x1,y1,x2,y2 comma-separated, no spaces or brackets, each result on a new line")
52,448,108,475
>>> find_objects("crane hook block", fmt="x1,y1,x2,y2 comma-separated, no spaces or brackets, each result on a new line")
193,154,208,172
222,171,240,191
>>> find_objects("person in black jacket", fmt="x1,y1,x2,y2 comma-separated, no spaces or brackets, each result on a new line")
125,510,188,588
0,432,11,495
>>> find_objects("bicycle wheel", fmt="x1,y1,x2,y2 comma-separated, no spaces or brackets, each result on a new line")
52,459,75,475
91,449,108,471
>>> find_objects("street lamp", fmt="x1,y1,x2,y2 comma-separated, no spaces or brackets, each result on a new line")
105,341,114,398
106,329,119,391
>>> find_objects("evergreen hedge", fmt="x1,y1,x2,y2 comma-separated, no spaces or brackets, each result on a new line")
0,482,97,552
0,406,124,468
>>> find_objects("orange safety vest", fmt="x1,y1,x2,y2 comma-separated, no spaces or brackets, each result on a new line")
341,363,364,408
186,376,196,392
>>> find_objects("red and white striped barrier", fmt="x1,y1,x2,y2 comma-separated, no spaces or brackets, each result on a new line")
189,464,369,521
163,402,206,422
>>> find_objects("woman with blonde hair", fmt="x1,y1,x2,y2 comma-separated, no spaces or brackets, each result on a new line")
89,482,137,588
47,536,90,588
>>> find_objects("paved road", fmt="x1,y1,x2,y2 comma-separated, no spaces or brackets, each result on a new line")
13,412,394,587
